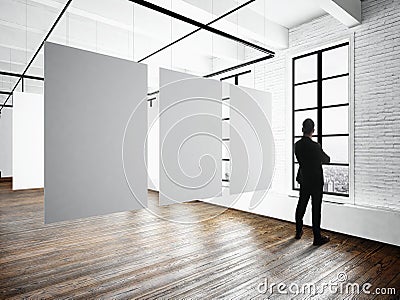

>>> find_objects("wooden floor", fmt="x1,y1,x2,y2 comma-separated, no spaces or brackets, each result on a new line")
0,180,399,299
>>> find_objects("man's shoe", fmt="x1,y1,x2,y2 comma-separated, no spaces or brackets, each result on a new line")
295,230,303,240
313,235,330,246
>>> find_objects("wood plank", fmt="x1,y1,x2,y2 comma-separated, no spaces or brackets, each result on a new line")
0,185,399,299
291,244,399,300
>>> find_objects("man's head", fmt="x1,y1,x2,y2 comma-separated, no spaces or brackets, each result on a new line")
302,118,315,136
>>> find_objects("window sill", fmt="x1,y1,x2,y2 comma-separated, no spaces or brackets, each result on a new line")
288,189,352,204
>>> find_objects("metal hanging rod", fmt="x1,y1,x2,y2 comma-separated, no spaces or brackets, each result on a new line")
219,70,251,81
204,55,271,78
128,0,275,57
145,55,269,100
0,71,44,81
147,90,159,96
0,0,73,115
138,0,257,63
0,0,274,112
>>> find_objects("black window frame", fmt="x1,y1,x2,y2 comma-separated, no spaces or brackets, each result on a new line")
292,42,350,197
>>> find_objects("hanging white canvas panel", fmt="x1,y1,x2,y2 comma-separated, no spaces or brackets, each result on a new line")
159,68,222,205
229,85,274,194
12,92,44,190
44,42,148,223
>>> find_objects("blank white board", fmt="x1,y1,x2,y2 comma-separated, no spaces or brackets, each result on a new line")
12,92,44,190
44,42,148,223
230,85,274,194
159,68,222,205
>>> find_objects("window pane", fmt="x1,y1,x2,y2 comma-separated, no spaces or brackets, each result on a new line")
222,119,229,138
294,109,318,136
294,163,300,189
322,136,349,164
294,55,317,84
322,45,349,78
222,141,230,159
323,165,349,194
222,100,230,118
295,82,317,110
222,82,230,98
322,76,349,106
222,186,229,196
322,106,348,135
222,161,231,181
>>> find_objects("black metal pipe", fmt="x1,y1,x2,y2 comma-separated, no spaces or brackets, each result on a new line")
0,71,44,81
204,54,272,78
0,0,73,114
128,0,274,56
138,0,256,63
220,69,251,81
147,90,159,96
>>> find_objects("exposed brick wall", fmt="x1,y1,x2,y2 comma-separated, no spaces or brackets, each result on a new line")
353,0,400,209
248,0,400,210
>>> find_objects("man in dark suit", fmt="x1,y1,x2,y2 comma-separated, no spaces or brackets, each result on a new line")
294,118,330,246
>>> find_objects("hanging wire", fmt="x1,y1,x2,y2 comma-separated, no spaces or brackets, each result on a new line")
263,0,266,91
170,0,173,69
25,0,27,93
211,0,214,73
132,3,136,61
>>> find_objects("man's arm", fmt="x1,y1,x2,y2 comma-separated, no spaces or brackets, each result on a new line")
294,142,303,184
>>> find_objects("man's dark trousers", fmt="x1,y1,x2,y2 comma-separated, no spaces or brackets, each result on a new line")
295,183,323,239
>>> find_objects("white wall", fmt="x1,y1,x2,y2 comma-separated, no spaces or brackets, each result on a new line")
248,0,400,211
0,108,12,177
12,92,44,190
219,0,400,246
205,190,400,246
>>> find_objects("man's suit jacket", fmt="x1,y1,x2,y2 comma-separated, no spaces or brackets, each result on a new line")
294,136,330,188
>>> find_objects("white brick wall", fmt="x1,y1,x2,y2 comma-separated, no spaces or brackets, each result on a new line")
247,0,400,211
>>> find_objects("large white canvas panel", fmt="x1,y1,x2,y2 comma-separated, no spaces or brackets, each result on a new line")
230,85,274,194
159,68,222,205
44,42,147,223
12,92,44,190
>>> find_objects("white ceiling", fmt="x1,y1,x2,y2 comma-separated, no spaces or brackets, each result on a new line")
183,0,327,29
0,0,327,96
261,0,326,28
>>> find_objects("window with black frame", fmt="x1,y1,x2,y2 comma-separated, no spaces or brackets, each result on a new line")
292,42,350,197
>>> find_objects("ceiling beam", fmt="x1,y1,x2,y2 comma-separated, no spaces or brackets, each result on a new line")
317,0,361,27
